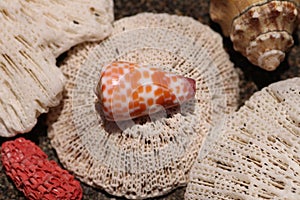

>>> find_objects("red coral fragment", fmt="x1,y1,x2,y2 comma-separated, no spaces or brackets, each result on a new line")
1,137,82,200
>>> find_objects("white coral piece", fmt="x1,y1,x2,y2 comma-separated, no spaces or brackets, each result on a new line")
186,77,300,199
0,0,113,137
47,13,239,199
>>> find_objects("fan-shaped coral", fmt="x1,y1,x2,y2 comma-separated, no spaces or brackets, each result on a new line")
185,77,300,199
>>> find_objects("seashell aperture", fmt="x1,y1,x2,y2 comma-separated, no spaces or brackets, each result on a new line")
95,61,196,121
210,0,300,71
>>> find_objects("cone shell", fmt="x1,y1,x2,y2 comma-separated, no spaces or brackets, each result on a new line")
95,61,196,121
47,13,239,199
210,0,300,71
185,77,300,199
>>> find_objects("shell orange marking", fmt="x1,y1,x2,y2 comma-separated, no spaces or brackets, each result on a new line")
147,98,154,106
111,67,118,74
120,82,126,89
171,76,177,82
118,67,124,75
102,97,107,103
101,84,106,91
132,91,139,100
112,62,118,67
154,88,163,96
139,97,145,102
137,86,144,93
125,74,131,82
114,103,122,108
143,70,150,78
139,103,147,112
156,96,165,105
151,71,169,87
129,101,134,109
121,95,126,102
133,101,139,107
146,85,152,93
106,79,112,86
107,88,113,95
164,91,171,99
130,70,142,88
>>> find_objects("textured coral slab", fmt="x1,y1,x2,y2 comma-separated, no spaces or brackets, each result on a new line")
0,0,113,137
185,77,300,199
1,137,82,200
96,61,196,121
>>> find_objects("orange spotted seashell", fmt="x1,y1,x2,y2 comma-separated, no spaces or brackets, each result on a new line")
95,61,196,121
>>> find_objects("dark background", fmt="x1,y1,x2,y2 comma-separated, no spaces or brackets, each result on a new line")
0,0,299,199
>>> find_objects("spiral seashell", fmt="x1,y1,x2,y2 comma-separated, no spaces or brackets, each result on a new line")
95,61,196,121
210,0,300,71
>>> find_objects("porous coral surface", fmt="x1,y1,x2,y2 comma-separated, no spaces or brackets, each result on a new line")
1,137,82,200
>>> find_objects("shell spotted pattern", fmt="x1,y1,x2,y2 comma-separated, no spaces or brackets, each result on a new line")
96,61,196,121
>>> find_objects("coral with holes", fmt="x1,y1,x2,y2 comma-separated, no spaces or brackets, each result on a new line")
0,0,113,137
1,137,82,200
185,77,300,199
47,13,239,199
